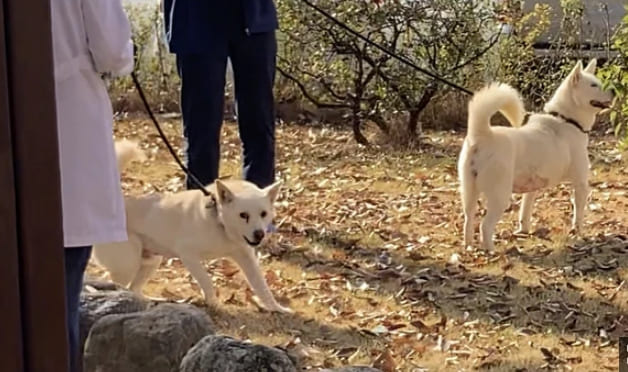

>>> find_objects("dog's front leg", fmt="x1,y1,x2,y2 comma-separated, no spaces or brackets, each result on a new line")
516,191,538,234
232,250,293,314
570,154,592,234
571,181,589,233
179,254,217,306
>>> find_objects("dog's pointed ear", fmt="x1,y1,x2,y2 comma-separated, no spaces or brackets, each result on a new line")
584,58,597,74
263,182,281,203
569,60,583,85
215,180,235,204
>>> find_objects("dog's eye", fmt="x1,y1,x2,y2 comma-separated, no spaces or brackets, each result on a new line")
239,212,249,221
591,83,598,88
261,211,267,218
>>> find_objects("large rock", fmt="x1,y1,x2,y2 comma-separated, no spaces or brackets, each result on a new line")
84,303,215,372
79,289,147,353
320,368,382,372
180,335,297,372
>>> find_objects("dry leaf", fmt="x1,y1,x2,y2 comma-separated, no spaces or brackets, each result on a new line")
373,349,396,372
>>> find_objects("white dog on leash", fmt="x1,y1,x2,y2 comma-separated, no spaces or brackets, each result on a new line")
458,59,614,251
92,140,292,313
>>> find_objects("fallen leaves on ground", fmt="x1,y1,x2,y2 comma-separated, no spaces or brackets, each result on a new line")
86,117,628,371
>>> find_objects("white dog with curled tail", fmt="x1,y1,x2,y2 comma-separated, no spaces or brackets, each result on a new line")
458,59,614,251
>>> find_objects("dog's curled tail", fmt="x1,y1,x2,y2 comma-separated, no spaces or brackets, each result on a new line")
114,139,146,172
467,83,525,139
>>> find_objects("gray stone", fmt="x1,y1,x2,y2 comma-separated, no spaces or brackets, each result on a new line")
84,303,214,372
79,290,147,353
320,368,382,372
179,335,297,372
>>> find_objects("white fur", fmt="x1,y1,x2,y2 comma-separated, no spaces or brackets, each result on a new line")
458,59,614,251
92,141,292,313
114,139,146,170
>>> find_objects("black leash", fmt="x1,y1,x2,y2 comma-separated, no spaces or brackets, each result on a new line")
130,70,212,196
298,0,474,96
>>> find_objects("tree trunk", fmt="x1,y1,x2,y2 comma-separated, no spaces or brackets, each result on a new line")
407,109,421,136
154,8,168,91
352,108,369,145
407,84,438,136
368,113,389,135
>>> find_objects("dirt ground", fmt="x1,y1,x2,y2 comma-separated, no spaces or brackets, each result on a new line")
87,116,628,371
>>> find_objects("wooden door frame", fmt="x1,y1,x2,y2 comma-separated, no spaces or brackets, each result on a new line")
0,0,68,371
0,0,24,369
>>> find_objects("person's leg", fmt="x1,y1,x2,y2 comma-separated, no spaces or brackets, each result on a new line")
229,31,277,188
176,52,228,189
64,245,92,372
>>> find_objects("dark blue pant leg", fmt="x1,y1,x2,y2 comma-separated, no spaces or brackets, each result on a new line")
229,31,277,188
176,53,228,189
64,246,92,372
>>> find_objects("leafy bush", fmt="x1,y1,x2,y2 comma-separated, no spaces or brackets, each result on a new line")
108,2,180,113
113,0,624,148
492,2,553,106
492,0,604,109
277,0,496,143
600,10,628,149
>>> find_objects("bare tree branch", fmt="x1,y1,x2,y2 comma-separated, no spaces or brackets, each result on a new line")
276,66,351,109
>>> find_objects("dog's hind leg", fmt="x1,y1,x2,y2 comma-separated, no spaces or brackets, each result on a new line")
516,191,538,234
481,190,510,251
232,250,293,314
178,253,217,305
462,184,480,249
93,235,143,288
129,254,163,300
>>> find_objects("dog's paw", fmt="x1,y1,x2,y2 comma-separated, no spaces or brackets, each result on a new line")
480,242,495,252
204,301,221,312
205,298,218,306
273,305,294,314
202,294,218,307
265,303,294,314
143,295,168,303
514,228,530,236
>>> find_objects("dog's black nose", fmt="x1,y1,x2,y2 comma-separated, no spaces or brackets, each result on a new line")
253,229,265,242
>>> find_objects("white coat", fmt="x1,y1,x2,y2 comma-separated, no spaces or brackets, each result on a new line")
51,0,134,247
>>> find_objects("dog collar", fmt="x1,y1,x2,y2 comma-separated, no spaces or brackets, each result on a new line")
546,111,589,135
204,192,218,212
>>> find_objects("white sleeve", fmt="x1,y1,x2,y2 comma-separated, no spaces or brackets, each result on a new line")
82,0,134,77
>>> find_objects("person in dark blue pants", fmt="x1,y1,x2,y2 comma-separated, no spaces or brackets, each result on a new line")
64,246,92,372
163,0,278,189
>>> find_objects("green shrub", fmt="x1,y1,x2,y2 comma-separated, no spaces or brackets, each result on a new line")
600,10,628,149
108,2,180,113
277,0,496,143
113,0,623,148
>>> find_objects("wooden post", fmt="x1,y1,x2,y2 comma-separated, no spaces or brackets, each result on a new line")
0,1,24,370
0,0,69,371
